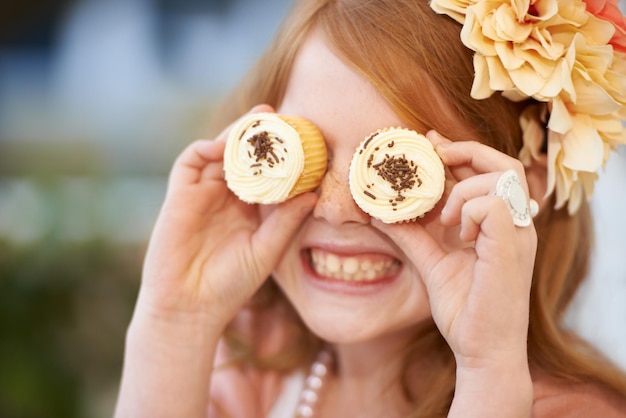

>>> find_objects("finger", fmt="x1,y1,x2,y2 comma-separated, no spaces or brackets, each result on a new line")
169,104,276,188
460,195,534,251
373,219,447,286
427,130,524,180
169,140,226,188
441,172,502,227
460,194,537,288
249,192,318,279
459,195,518,243
215,104,276,144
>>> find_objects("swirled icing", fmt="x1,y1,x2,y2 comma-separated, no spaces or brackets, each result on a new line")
224,113,322,204
349,128,445,223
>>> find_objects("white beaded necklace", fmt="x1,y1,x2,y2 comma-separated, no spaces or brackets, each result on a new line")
294,349,333,417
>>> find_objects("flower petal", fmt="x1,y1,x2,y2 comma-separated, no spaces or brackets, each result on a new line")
560,114,605,171
547,97,574,133
470,54,496,98
570,67,620,114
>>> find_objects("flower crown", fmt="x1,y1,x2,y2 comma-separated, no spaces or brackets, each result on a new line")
430,0,626,214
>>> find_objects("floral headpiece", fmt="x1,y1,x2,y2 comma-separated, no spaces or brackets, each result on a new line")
430,0,626,214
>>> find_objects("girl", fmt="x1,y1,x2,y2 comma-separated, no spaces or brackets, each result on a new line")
115,0,626,416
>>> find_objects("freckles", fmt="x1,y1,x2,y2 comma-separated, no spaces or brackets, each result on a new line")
319,171,354,204
318,170,340,197
324,174,342,196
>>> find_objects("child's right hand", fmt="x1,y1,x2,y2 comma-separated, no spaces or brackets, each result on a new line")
137,104,317,330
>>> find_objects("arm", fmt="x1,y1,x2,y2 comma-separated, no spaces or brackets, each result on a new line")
377,130,536,417
114,105,317,418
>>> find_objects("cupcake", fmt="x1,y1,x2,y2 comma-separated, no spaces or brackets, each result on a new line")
349,128,445,223
223,112,327,204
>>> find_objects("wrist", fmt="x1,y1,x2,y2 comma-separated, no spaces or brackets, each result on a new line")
115,299,223,418
132,285,234,335
450,355,533,418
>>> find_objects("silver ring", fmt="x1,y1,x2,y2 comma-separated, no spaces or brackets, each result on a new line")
494,169,536,227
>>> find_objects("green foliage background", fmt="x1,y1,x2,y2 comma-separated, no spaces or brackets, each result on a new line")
0,239,141,418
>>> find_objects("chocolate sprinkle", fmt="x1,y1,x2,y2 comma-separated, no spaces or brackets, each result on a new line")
269,149,280,165
362,132,379,150
247,131,276,164
364,190,376,200
371,153,422,203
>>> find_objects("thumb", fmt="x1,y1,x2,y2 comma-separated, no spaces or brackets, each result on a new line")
373,220,446,289
250,192,318,278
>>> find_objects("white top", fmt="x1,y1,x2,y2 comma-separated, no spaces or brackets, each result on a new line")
267,370,305,418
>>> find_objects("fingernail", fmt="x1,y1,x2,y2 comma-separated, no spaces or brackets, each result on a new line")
426,129,446,140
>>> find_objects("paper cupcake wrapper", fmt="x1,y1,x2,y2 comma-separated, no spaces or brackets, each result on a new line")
278,115,328,198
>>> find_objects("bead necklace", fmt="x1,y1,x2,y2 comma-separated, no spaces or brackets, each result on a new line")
295,349,333,417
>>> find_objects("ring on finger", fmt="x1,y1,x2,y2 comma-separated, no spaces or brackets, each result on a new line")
494,169,538,227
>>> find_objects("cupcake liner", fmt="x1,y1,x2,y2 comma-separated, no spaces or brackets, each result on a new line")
278,115,328,198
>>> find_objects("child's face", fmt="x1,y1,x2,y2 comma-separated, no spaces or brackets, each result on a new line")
261,30,466,345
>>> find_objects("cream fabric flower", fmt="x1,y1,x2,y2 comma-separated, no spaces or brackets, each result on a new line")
431,0,626,214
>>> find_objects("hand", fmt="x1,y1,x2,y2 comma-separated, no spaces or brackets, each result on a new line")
376,130,537,366
375,131,536,416
118,105,317,418
138,104,317,328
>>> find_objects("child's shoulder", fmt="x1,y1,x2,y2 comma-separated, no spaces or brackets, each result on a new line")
532,373,626,418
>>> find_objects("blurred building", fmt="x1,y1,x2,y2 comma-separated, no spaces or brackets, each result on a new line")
0,0,292,244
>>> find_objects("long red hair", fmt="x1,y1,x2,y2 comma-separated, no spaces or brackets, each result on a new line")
215,0,626,415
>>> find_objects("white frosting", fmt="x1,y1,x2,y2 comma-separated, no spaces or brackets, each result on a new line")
349,128,445,223
224,113,305,204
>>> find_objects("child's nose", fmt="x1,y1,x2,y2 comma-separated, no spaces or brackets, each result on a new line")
312,167,370,226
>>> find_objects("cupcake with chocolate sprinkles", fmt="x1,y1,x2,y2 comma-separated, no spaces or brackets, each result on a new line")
349,128,445,223
223,112,327,204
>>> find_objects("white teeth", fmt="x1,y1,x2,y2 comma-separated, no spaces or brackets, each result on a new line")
309,249,399,282
326,254,340,273
343,257,359,274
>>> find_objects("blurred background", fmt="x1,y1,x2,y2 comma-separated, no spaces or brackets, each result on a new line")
0,1,625,417
0,0,292,416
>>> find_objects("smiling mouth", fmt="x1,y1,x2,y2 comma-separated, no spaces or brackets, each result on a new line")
307,248,402,282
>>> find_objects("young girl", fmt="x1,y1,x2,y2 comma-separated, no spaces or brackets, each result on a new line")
115,0,626,416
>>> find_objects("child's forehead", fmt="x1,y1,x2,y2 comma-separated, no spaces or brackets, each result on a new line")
279,32,406,143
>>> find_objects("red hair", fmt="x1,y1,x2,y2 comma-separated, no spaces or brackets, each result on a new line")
215,0,626,415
